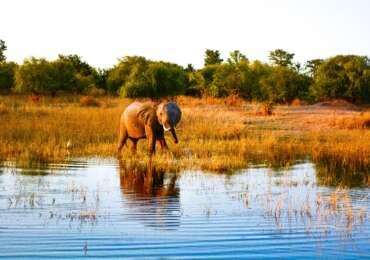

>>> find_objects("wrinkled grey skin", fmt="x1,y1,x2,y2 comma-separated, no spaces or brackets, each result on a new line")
118,101,181,155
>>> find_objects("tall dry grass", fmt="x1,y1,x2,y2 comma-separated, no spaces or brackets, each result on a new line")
0,95,369,184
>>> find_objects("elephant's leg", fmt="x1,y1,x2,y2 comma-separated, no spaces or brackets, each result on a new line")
117,126,128,153
145,125,156,155
131,139,138,154
159,138,168,151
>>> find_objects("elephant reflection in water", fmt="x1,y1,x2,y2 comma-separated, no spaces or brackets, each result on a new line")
119,160,180,230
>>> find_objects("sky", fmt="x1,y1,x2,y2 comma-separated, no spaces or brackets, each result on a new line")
1,0,370,69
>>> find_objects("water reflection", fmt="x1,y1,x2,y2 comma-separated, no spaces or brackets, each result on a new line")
315,162,370,187
0,159,369,259
119,160,180,230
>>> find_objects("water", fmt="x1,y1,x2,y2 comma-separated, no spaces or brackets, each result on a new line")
0,159,369,259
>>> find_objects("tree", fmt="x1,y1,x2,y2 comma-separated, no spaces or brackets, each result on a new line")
269,49,295,67
107,56,148,94
108,56,186,98
227,50,248,65
305,59,323,76
120,62,186,98
204,49,223,66
0,62,17,93
185,63,195,73
14,56,98,95
248,60,273,100
57,54,100,92
311,55,370,103
209,62,253,98
146,62,186,97
184,64,199,96
260,66,310,103
14,57,55,94
0,40,6,62
58,54,94,76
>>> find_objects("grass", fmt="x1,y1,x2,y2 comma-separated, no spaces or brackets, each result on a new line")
0,95,369,185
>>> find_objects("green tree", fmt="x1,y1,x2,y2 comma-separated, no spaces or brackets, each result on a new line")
110,57,186,98
227,50,248,65
311,55,370,103
184,64,198,95
209,60,254,98
269,49,295,67
58,54,94,76
0,61,17,93
107,56,148,94
14,56,98,95
204,49,223,66
0,40,6,62
260,66,310,103
57,54,99,93
305,59,323,76
146,62,186,97
14,57,55,94
249,60,273,100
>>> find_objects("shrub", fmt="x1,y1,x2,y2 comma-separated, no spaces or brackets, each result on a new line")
113,57,186,98
14,56,99,95
259,66,310,103
0,61,17,93
256,101,274,116
86,85,106,97
29,95,40,103
79,96,100,107
14,58,55,95
0,102,9,114
224,94,245,106
311,55,370,103
291,98,304,106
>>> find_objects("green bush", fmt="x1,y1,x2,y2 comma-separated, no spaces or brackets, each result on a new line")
107,56,148,95
260,66,311,103
13,55,99,95
311,55,370,103
0,61,17,93
14,58,55,95
107,56,186,98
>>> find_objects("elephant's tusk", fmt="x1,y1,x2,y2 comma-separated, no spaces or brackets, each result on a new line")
163,125,170,131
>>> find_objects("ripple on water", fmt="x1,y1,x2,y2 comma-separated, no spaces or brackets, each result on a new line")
0,159,369,259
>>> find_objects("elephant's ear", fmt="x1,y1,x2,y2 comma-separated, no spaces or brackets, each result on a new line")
138,105,156,125
167,102,182,125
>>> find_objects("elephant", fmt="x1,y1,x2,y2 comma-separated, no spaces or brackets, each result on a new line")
117,101,181,155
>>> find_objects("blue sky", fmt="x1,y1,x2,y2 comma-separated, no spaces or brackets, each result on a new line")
1,0,369,68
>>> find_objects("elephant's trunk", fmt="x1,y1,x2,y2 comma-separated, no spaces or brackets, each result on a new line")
170,127,178,144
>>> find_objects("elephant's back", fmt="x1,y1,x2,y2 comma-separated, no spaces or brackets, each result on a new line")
122,102,146,139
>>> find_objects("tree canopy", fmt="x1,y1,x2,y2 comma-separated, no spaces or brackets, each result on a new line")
0,40,6,62
269,49,295,67
204,49,223,66
0,39,369,104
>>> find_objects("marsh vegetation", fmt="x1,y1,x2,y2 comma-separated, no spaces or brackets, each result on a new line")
0,95,369,186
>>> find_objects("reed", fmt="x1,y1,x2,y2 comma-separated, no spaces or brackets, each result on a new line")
0,95,369,184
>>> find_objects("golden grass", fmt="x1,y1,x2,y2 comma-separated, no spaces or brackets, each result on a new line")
0,95,369,184
330,112,370,129
79,96,100,107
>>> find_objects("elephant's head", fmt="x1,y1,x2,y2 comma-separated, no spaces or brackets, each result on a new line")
156,102,181,143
